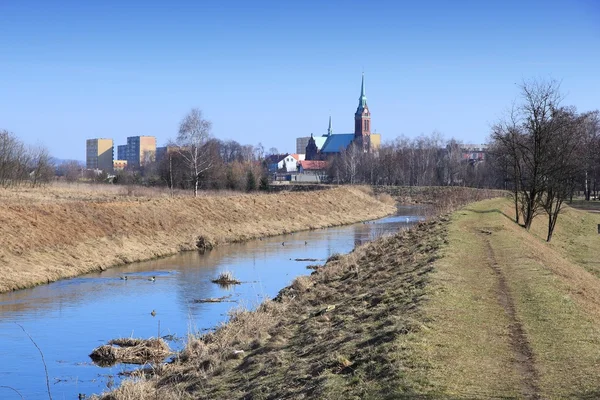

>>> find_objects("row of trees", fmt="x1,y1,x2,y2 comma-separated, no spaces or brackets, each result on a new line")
0,129,54,187
326,134,497,188
490,79,600,241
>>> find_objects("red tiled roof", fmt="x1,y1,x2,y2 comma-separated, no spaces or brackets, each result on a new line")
299,160,328,170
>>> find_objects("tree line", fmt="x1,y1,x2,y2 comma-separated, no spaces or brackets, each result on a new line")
327,134,497,188
0,129,55,187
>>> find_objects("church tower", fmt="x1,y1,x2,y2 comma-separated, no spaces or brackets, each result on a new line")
354,73,371,144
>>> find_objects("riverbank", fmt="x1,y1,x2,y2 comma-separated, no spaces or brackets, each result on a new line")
0,185,395,293
99,196,600,399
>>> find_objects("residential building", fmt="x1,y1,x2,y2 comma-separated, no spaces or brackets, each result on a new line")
86,138,114,172
125,136,156,168
462,144,487,163
155,145,187,164
265,154,304,173
117,145,128,161
113,160,128,171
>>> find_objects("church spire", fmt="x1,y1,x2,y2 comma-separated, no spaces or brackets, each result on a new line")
359,72,367,109
354,72,371,139
327,115,332,136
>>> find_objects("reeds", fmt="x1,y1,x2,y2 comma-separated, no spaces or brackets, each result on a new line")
211,271,241,285
89,338,170,367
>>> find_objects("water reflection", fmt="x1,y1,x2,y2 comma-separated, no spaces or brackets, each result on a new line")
0,205,425,399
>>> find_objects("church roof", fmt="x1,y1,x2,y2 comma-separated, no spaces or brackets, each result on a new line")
314,136,327,150
320,134,355,154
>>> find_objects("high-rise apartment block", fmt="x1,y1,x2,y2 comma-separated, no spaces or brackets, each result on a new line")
117,145,128,161
86,138,114,172
125,136,156,168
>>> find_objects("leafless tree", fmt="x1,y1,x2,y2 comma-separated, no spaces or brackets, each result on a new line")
176,108,213,197
28,145,54,187
0,129,30,187
578,111,600,200
539,108,582,241
58,161,83,183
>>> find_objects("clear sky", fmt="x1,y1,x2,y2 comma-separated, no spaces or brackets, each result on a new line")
1,0,598,160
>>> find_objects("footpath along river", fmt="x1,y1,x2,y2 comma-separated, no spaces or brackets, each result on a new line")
0,205,425,399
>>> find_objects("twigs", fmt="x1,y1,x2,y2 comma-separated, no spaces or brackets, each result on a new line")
16,323,53,400
0,385,25,400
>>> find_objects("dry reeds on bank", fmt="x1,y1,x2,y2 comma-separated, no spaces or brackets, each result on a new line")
89,338,170,367
0,185,395,293
211,271,241,286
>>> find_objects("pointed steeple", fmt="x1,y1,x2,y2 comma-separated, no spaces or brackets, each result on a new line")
327,115,333,136
358,72,367,109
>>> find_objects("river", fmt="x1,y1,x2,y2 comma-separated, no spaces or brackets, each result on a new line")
0,205,424,399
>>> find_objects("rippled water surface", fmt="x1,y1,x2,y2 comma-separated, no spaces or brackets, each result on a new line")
0,206,424,399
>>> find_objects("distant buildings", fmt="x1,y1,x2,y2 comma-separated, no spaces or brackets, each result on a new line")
85,136,156,173
265,154,304,173
461,144,487,164
298,74,381,161
117,145,128,161
155,145,186,164
125,136,156,168
86,138,114,172
113,159,128,170
296,136,327,155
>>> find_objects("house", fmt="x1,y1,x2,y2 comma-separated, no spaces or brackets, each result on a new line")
461,144,487,164
265,154,303,173
297,160,328,174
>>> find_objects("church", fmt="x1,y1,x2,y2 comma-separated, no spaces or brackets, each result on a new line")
300,74,381,160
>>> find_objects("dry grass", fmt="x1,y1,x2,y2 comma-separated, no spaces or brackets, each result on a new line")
210,271,241,285
0,184,395,293
568,199,600,213
422,198,600,398
374,185,507,213
102,193,600,399
100,215,450,399
93,377,187,400
90,338,171,367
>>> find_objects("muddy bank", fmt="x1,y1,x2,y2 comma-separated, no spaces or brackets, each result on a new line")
0,186,395,293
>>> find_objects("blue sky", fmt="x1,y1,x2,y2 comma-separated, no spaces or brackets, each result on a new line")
1,0,598,160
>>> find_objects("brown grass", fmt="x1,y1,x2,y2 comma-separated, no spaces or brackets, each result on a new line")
0,184,396,293
100,192,600,399
99,216,450,399
90,338,170,367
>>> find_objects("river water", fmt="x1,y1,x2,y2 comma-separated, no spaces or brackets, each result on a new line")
0,206,424,399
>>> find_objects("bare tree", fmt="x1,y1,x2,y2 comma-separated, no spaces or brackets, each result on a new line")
29,145,54,187
0,129,30,187
579,111,600,201
540,108,585,241
497,79,565,230
176,108,213,197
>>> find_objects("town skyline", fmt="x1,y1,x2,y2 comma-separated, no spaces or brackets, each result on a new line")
1,0,599,160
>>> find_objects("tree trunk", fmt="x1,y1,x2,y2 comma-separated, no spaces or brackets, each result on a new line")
514,191,520,225
169,155,174,197
546,214,554,242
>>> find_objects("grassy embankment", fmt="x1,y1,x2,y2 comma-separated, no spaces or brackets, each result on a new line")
101,191,600,399
0,183,396,293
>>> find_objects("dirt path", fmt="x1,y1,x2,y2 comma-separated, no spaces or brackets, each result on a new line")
482,233,540,400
